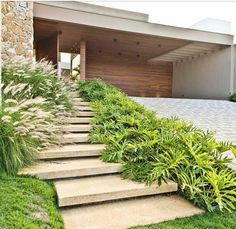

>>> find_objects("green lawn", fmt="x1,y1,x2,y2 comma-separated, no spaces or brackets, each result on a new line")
0,175,64,229
130,211,236,229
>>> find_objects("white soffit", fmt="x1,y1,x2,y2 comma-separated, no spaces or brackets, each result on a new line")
148,42,224,63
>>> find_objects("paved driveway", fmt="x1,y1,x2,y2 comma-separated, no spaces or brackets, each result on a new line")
131,97,236,144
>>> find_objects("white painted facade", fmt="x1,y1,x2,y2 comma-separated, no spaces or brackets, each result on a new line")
172,47,232,99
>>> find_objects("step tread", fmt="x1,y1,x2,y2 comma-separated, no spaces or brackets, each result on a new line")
56,175,178,206
38,144,105,159
61,133,89,143
74,106,93,111
72,101,90,106
72,98,84,102
62,124,92,132
61,195,203,229
20,158,121,179
66,117,92,124
76,111,95,117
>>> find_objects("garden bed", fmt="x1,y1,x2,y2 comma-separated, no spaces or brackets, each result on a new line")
78,79,236,212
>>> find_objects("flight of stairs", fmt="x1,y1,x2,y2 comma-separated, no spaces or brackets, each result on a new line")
20,92,182,229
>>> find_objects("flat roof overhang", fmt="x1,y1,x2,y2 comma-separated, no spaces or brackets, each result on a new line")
34,1,234,46
34,18,193,63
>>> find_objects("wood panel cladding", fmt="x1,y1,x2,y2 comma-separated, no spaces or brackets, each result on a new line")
35,33,59,67
86,55,172,97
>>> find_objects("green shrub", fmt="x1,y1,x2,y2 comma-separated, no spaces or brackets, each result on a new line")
230,93,236,102
77,79,236,212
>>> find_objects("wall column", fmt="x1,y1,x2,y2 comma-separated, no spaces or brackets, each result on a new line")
1,1,33,62
80,41,86,81
230,45,235,95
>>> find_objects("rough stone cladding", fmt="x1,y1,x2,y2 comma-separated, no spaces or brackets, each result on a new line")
1,1,33,61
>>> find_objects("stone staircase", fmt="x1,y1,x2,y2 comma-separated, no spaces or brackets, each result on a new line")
20,93,203,229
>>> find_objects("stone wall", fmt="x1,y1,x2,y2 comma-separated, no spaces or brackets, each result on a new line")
1,1,33,61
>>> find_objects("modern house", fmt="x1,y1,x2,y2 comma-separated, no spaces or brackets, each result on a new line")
2,1,236,99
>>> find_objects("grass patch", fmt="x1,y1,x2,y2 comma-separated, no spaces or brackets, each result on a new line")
0,175,64,229
130,210,236,229
77,79,236,212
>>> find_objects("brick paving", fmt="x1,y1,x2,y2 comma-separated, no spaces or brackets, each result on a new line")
132,97,236,144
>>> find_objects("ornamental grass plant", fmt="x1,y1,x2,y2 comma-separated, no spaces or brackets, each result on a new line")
77,79,236,212
0,59,71,175
2,57,71,111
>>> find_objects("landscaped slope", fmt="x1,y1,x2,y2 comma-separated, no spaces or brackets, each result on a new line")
0,59,69,228
77,79,236,212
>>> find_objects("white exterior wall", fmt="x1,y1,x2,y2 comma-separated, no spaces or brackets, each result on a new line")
234,46,236,93
172,47,232,100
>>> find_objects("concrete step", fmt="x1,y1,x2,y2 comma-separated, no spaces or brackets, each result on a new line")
56,174,178,207
62,124,91,133
72,98,84,102
73,101,90,106
74,106,93,111
76,111,95,117
20,158,121,180
61,195,204,229
61,133,89,144
70,93,80,98
66,117,92,124
38,144,105,159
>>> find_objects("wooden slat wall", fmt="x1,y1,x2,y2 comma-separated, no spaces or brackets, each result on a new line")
86,56,173,97
35,33,59,67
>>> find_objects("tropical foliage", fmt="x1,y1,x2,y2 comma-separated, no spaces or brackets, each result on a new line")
230,93,236,102
77,79,236,212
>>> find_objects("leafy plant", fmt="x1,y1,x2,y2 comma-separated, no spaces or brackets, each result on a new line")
77,79,236,212
230,93,236,102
